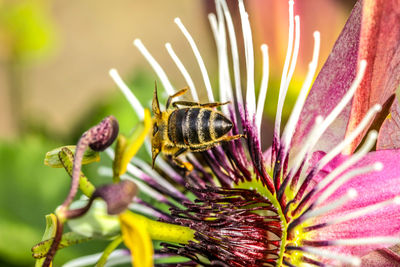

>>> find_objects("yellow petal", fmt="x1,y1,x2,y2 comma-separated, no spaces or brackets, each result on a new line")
119,211,153,267
118,109,152,176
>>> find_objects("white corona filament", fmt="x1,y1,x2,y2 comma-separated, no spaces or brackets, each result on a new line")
303,189,357,220
109,69,144,120
174,18,215,102
104,149,168,202
316,162,383,206
219,0,243,106
283,15,301,102
239,0,256,116
215,1,234,107
132,157,187,199
302,246,361,266
255,44,270,136
281,31,320,149
165,43,199,102
329,236,400,246
208,12,231,115
129,202,164,219
275,0,296,138
98,164,162,203
133,39,175,95
315,130,378,192
153,155,185,184
323,196,400,228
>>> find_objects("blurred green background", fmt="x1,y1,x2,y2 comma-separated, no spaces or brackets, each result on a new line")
0,0,353,266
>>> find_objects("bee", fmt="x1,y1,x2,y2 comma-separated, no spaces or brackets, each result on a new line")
151,83,244,169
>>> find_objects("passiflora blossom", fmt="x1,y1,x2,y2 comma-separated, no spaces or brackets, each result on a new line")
48,0,400,266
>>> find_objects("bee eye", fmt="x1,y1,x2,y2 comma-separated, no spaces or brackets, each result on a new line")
153,124,159,135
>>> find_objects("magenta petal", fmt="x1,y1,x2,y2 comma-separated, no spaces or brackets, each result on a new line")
291,1,362,153
311,149,400,256
345,0,400,153
377,97,400,150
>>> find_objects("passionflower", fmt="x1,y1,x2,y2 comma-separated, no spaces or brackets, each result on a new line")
62,0,400,266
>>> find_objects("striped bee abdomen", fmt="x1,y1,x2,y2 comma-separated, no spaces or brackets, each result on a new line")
211,112,232,140
168,107,233,147
168,108,186,145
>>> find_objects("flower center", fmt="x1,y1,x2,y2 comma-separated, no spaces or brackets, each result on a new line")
163,185,286,267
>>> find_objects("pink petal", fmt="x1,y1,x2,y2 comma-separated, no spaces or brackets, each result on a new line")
345,0,400,153
310,149,400,256
291,1,362,153
377,97,400,150
356,247,400,267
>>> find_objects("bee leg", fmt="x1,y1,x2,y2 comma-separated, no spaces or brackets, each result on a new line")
199,101,230,108
172,101,230,109
172,148,194,172
166,87,189,109
220,134,246,142
171,100,200,108
174,147,187,157
173,157,194,172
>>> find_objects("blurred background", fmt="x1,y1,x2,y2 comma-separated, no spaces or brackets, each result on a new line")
0,0,355,266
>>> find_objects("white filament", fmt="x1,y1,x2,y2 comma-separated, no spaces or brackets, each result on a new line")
275,0,295,137
98,164,162,203
302,246,361,266
316,162,383,206
132,157,185,198
208,11,231,115
133,39,175,95
215,1,234,107
255,44,270,136
331,236,400,246
239,0,256,116
219,0,243,105
303,189,357,220
280,15,300,120
174,17,214,102
129,202,161,219
165,43,199,102
104,149,167,202
109,69,144,120
281,31,320,149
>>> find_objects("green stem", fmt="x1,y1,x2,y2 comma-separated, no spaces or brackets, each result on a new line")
147,219,195,244
128,212,195,244
96,236,123,267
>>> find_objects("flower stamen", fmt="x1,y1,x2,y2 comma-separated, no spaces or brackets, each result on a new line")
109,69,144,120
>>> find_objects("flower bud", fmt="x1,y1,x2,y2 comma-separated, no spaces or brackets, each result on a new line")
88,115,119,152
92,180,138,215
